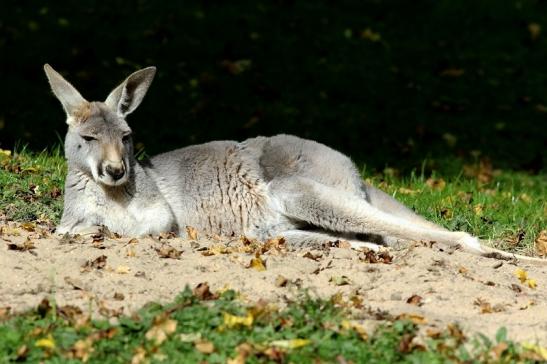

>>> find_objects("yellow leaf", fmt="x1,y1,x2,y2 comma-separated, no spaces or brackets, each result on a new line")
361,28,381,42
514,268,528,283
0,149,11,158
35,334,56,349
270,339,311,349
528,23,542,40
248,257,266,271
115,266,130,274
522,342,547,360
473,204,484,216
527,279,537,289
222,312,254,329
341,320,368,340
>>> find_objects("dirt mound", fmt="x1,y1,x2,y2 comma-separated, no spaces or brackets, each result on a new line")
1,221,546,344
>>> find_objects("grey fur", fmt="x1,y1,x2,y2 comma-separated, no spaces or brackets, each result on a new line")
44,65,546,264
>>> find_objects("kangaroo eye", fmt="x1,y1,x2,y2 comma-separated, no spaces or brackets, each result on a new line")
81,135,96,142
122,134,132,143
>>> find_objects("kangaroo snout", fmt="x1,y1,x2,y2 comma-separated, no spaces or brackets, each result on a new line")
105,161,125,181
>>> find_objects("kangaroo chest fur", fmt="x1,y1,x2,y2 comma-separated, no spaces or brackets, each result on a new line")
60,138,291,238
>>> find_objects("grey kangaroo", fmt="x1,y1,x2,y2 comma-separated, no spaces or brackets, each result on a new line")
44,64,544,263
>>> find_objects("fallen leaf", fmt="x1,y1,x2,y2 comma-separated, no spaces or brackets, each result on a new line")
20,222,36,232
186,226,198,240
535,230,547,256
35,334,56,349
398,187,419,195
113,292,125,301
195,339,215,354
248,257,266,271
131,346,147,364
491,342,509,359
227,343,253,364
222,312,254,329
396,313,427,325
179,332,202,342
193,282,219,300
522,342,547,360
440,68,465,77
72,338,94,362
220,59,252,75
528,23,541,40
425,177,446,190
275,275,288,287
81,255,107,272
270,339,311,349
115,265,130,274
361,28,381,42
145,317,177,345
7,238,36,252
406,294,423,306
515,268,528,283
155,244,183,259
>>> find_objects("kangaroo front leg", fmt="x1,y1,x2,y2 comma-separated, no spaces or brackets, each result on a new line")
269,178,482,253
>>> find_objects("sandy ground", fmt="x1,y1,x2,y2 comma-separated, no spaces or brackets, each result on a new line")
1,221,546,345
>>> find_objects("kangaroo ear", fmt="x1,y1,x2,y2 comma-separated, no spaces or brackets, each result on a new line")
105,66,156,117
44,64,88,120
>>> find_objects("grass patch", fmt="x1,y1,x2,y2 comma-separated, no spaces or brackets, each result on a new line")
0,288,544,363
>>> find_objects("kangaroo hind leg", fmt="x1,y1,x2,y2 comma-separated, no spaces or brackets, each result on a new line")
269,177,482,254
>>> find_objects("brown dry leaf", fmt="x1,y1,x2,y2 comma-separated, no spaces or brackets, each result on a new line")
155,244,183,259
529,22,541,40
113,292,125,301
474,298,493,314
145,317,177,345
220,59,252,75
440,68,465,77
72,338,94,362
406,294,423,306
396,313,427,325
275,275,288,287
186,226,198,240
0,306,11,320
248,257,266,271
425,177,446,190
131,346,147,364
358,249,393,264
7,238,36,252
227,343,253,364
447,323,466,344
491,342,509,359
81,255,107,272
201,244,230,256
463,159,493,184
535,230,547,256
20,222,36,232
195,339,215,354
503,230,526,247
193,282,219,301
261,237,286,253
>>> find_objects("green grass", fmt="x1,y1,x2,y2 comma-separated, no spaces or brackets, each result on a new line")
1,148,544,254
0,288,543,363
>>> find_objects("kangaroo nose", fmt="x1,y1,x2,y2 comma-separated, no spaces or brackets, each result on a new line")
105,165,125,181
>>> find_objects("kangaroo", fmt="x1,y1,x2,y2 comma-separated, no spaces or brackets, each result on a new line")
44,64,545,264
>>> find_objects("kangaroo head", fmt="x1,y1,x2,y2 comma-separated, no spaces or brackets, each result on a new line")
44,64,156,187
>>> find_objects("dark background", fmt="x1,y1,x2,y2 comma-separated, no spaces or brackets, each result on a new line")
1,0,546,173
